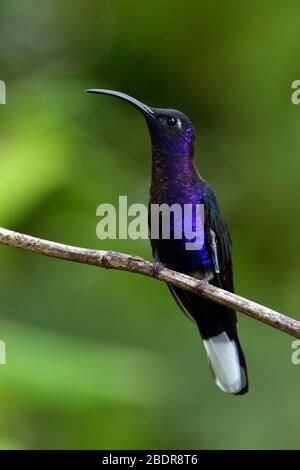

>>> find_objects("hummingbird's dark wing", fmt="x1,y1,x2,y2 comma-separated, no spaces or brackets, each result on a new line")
202,184,234,293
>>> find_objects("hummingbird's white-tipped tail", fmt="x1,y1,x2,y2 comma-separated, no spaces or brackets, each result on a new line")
203,332,248,395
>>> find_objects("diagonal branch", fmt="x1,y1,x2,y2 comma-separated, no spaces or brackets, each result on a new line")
0,226,299,339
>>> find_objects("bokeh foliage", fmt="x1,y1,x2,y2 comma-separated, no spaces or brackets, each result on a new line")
0,0,300,449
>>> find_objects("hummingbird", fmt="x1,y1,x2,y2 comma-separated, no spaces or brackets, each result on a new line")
86,89,248,395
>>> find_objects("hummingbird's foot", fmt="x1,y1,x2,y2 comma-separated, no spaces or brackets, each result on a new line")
151,261,165,275
198,279,210,290
195,271,214,290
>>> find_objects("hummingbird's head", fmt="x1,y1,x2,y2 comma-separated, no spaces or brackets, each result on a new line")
85,89,195,158
145,107,195,156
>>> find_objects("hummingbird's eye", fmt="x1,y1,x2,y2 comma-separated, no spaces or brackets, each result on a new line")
167,116,177,127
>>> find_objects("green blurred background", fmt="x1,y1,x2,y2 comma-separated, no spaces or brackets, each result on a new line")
0,0,300,450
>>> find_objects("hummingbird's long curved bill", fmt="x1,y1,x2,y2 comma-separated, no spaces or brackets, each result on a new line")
85,89,155,118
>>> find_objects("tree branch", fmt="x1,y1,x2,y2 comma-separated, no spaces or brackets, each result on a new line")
0,226,299,339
